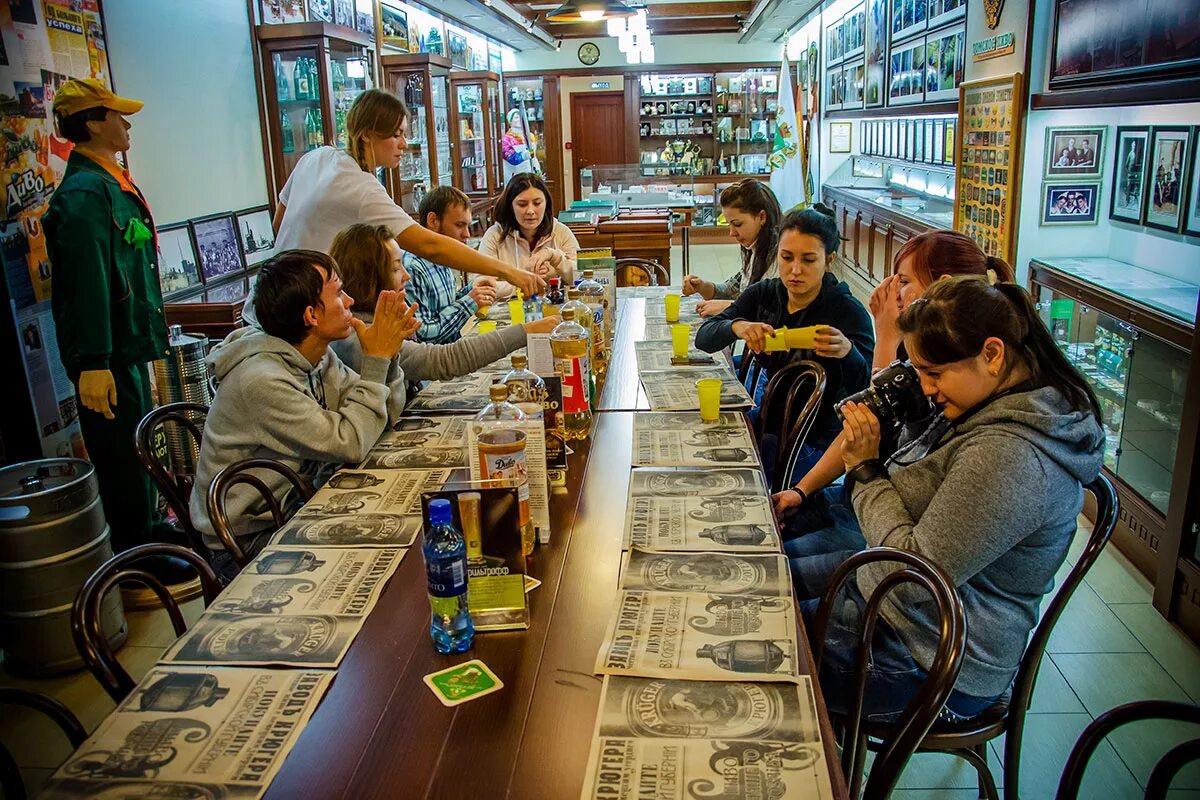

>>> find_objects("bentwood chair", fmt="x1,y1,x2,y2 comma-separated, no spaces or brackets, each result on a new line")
1056,700,1200,799
615,257,669,287
0,688,88,800
857,475,1119,800
72,543,221,703
810,547,967,800
207,458,314,569
757,360,826,493
134,401,209,558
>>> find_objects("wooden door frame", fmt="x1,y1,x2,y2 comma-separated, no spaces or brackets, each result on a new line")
569,90,627,201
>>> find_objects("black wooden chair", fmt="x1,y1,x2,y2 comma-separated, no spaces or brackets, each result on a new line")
1056,700,1200,799
855,475,1119,799
207,458,314,569
0,687,87,800
736,349,767,395
71,543,221,703
133,401,209,558
757,360,826,493
615,257,669,287
810,547,967,799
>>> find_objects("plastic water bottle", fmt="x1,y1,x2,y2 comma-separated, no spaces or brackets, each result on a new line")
423,498,474,653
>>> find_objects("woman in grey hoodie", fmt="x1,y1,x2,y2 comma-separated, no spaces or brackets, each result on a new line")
787,276,1105,723
327,223,560,420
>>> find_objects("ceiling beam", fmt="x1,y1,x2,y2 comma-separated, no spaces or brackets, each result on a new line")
542,18,744,38
738,0,820,42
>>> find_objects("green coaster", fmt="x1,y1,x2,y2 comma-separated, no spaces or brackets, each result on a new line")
423,659,504,707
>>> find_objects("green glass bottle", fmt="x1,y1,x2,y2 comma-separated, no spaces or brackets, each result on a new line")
308,56,320,101
294,56,309,101
304,107,323,151
281,109,294,154
274,54,291,102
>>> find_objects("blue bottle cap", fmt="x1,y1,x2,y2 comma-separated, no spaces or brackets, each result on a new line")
428,498,453,525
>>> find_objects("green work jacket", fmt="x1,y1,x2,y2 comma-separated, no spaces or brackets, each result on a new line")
43,151,169,380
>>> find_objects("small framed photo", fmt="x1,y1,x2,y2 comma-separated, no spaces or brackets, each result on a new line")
155,223,203,298
261,0,305,24
1143,126,1191,233
190,213,246,282
235,206,277,266
1182,127,1200,238
944,120,956,166
1041,184,1100,226
1109,126,1150,224
1044,127,1105,179
306,0,332,23
830,121,852,153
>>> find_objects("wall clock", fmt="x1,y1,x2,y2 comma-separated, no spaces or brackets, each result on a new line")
578,42,600,66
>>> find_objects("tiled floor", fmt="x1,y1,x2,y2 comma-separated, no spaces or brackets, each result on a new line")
3,244,1198,798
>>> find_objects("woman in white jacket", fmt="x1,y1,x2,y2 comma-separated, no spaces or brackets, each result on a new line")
475,172,578,300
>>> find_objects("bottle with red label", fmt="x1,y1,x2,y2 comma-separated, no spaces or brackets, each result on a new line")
550,307,592,440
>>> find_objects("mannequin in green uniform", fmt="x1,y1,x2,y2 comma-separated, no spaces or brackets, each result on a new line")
43,79,185,578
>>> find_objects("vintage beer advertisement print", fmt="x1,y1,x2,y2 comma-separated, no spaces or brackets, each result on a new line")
296,468,453,518
162,613,362,668
405,373,497,413
639,368,755,411
623,494,780,552
594,591,800,682
628,468,768,498
382,414,472,446
210,547,403,617
620,548,792,598
44,667,333,800
358,445,468,470
633,340,718,371
632,412,758,467
269,512,421,549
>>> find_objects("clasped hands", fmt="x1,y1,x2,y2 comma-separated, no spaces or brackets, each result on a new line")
354,290,422,359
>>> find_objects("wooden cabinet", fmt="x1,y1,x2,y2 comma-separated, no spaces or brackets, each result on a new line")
450,71,503,198
381,53,452,215
823,185,936,288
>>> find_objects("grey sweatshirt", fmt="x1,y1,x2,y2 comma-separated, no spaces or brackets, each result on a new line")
329,310,527,420
189,327,394,550
850,386,1105,697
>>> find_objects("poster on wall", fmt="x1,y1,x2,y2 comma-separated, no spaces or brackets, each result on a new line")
380,4,408,50
448,31,468,68
924,25,965,102
864,0,887,107
888,38,926,105
1110,126,1150,224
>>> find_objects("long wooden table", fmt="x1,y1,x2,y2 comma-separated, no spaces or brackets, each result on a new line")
261,295,849,799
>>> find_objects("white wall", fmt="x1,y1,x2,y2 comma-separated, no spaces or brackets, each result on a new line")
510,33,782,72
105,0,269,224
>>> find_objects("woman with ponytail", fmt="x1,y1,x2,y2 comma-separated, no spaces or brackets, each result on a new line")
788,276,1104,723
683,179,783,316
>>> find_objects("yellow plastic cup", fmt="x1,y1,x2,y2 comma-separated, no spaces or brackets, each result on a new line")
478,320,498,334
765,326,789,352
786,325,822,349
508,298,526,325
477,305,491,319
696,378,722,422
671,323,690,359
664,293,681,323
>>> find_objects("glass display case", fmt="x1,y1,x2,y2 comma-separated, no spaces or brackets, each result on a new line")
825,156,955,228
579,165,696,208
450,71,502,197
713,68,777,175
637,72,715,176
257,23,376,199
505,75,562,210
382,53,451,214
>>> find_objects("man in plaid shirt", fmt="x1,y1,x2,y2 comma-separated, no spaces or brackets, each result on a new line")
403,186,497,343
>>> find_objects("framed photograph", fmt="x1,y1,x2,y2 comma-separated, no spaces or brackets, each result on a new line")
845,4,866,59
1183,128,1200,237
156,223,203,298
914,119,925,162
1109,126,1150,224
925,26,965,102
944,120,956,166
1143,126,1191,232
380,4,409,50
306,0,332,22
890,0,926,44
933,119,945,163
864,0,888,107
927,0,965,28
888,39,927,105
235,206,277,266
448,31,468,69
332,0,353,27
830,122,852,153
1044,126,1105,178
1041,183,1100,225
261,0,305,24
190,213,246,282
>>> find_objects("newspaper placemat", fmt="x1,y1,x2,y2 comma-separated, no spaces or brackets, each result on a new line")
594,591,800,682
640,317,707,343
301,468,453,518
44,666,332,800
638,368,754,411
633,341,719,371
211,547,403,616
628,468,768,498
623,495,780,552
161,612,363,667
378,414,472,447
632,412,758,467
620,548,792,598
269,512,420,549
359,445,468,470
406,373,496,413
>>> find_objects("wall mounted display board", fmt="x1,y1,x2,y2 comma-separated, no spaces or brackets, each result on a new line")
954,72,1023,264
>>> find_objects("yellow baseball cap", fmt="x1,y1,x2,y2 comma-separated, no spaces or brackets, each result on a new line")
52,78,143,117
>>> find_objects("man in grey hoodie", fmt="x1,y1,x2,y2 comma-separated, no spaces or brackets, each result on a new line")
190,250,416,579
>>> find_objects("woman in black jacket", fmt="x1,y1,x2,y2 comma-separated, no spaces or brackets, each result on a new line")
695,206,874,479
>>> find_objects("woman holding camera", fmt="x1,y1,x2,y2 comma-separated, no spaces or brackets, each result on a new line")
789,276,1104,722
775,231,1016,519
694,206,873,477
683,179,782,317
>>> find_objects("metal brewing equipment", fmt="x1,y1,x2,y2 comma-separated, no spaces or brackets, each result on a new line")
153,325,211,475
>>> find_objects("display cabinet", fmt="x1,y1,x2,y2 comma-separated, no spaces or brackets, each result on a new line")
636,72,715,176
450,71,503,197
381,53,451,214
504,75,563,212
256,22,376,201
1029,257,1198,594
713,68,777,175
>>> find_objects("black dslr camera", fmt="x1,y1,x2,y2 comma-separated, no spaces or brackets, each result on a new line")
836,360,934,431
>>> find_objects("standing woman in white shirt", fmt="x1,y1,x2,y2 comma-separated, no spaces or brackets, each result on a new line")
475,173,578,300
272,88,541,298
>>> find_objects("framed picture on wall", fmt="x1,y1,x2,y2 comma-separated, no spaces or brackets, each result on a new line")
448,31,468,69
927,0,965,29
1109,126,1150,224
890,0,927,44
190,213,246,283
380,4,409,50
306,0,332,23
261,0,306,23
864,0,888,107
1044,126,1106,178
944,120,956,166
235,206,277,266
914,119,925,162
1182,127,1200,237
924,26,965,103
830,122,853,153
1143,126,1191,232
1041,183,1100,225
155,223,203,299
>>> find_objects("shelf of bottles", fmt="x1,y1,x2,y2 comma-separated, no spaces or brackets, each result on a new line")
456,83,489,193
637,73,715,177
329,44,373,151
714,69,777,176
1040,292,1187,515
391,68,449,214
485,81,503,191
432,76,451,194
272,47,324,175
506,78,547,177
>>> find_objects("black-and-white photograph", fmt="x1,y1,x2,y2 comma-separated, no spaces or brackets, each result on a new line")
235,205,276,265
1044,126,1106,178
155,222,202,296
1144,126,1191,232
1184,128,1200,237
1041,184,1100,225
190,213,245,281
1110,126,1150,224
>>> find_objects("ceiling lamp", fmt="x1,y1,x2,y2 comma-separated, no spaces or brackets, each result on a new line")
545,0,636,23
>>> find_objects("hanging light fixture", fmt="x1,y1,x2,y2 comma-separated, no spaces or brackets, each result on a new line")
606,16,627,37
545,0,636,23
